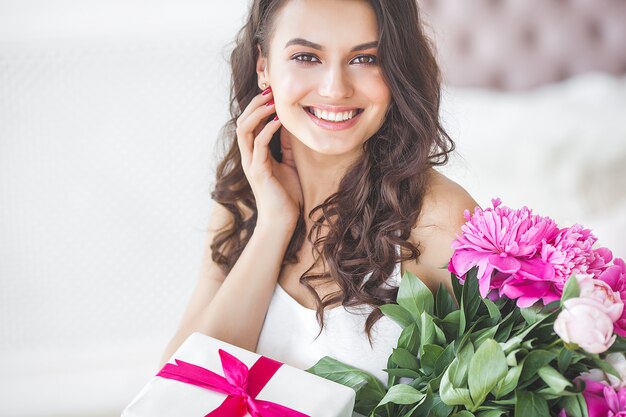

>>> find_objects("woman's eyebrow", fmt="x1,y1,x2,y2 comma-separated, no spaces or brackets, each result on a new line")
284,38,378,52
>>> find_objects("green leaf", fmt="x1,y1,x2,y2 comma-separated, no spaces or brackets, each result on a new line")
482,297,501,321
451,411,475,417
470,326,499,348
467,339,508,410
514,390,550,417
386,354,399,390
391,348,420,372
461,267,481,324
491,398,517,406
421,312,437,353
306,356,386,413
561,275,580,304
374,384,426,409
380,303,415,329
420,312,446,357
440,365,474,408
499,317,545,355
520,306,548,326
383,368,421,378
506,349,521,367
452,339,475,387
519,350,557,383
401,385,434,417
434,343,456,376
440,310,461,339
477,410,507,417
398,322,420,355
537,365,572,394
398,403,421,417
561,393,589,417
421,344,444,375
451,271,463,305
436,282,458,317
494,310,518,343
429,393,455,417
557,347,573,373
459,298,468,336
440,342,476,409
398,271,435,320
492,364,523,399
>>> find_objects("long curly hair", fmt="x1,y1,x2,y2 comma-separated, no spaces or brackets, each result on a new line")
209,0,454,343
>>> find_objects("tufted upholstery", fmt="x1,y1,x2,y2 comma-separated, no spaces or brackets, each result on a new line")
417,0,626,89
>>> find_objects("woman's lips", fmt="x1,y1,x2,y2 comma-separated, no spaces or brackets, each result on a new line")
303,106,363,131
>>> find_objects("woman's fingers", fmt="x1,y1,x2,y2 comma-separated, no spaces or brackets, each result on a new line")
237,87,273,125
236,92,275,169
251,115,281,169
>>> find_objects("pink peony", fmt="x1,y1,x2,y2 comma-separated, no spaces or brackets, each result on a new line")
554,297,616,354
590,247,615,277
501,226,613,308
581,378,626,417
449,199,559,306
577,274,624,323
542,225,610,281
604,386,626,417
598,258,626,337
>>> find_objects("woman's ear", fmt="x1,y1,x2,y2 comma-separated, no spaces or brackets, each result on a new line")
256,44,269,90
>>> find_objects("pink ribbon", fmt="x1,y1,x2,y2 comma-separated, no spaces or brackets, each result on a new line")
157,348,310,417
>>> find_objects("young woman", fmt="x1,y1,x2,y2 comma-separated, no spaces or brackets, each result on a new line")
160,0,478,386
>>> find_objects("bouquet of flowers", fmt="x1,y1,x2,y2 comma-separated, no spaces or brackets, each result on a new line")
308,199,626,417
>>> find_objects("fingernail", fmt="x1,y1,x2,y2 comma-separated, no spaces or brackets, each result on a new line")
273,115,279,121
262,86,272,95
265,99,274,107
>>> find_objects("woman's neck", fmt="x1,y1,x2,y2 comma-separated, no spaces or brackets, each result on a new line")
281,128,361,218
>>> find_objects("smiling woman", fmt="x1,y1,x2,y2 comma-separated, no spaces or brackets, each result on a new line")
160,0,477,393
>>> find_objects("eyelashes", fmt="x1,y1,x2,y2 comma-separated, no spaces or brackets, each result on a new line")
291,53,378,66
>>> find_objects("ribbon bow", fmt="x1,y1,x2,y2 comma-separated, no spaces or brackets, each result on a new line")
157,348,310,417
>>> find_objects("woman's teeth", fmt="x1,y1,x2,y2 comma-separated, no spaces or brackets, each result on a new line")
307,107,361,122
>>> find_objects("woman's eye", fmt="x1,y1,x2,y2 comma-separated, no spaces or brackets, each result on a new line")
293,54,320,64
352,55,377,65
292,54,377,66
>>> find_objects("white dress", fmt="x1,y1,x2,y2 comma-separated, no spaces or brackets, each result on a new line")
256,244,403,411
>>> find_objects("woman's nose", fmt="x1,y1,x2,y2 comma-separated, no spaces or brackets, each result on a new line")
318,64,353,99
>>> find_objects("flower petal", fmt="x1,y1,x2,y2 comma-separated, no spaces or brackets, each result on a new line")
487,253,521,274
450,249,485,277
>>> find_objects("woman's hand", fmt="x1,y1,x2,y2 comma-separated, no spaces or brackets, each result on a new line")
236,87,303,229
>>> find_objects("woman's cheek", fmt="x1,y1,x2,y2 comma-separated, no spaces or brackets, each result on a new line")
271,72,317,124
355,70,390,104
277,70,317,99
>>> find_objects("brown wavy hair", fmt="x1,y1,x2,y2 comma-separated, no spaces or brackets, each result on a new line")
209,0,454,343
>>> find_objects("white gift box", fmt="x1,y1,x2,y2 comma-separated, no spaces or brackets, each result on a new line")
122,332,356,417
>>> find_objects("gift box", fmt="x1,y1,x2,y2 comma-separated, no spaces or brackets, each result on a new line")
122,332,356,417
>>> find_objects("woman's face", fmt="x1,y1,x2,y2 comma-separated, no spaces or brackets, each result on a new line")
258,0,391,157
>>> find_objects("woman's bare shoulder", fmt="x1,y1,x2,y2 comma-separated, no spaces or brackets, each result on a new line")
401,169,479,292
416,169,478,235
